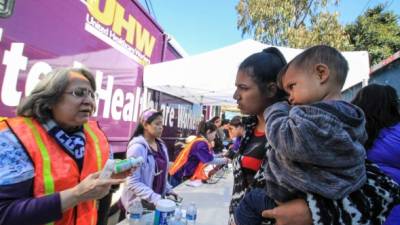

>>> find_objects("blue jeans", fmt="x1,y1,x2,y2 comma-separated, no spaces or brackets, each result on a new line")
234,188,276,225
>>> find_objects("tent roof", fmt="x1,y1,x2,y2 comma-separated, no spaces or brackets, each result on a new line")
144,40,369,105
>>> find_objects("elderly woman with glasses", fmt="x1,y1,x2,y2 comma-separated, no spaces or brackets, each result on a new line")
121,109,179,212
0,67,129,225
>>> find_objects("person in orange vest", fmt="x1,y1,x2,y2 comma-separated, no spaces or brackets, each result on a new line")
169,120,229,187
0,68,130,225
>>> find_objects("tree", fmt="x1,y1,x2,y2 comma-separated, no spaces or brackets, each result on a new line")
346,4,400,65
236,0,353,50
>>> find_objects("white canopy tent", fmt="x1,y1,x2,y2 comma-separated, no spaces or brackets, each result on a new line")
144,40,369,106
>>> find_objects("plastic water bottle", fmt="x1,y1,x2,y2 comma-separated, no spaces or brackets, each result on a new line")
114,157,144,173
99,157,144,179
169,206,185,225
185,202,197,225
128,199,143,225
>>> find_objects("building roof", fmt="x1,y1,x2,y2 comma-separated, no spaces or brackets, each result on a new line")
370,51,400,75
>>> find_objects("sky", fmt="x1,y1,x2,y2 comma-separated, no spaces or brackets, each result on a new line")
138,0,400,56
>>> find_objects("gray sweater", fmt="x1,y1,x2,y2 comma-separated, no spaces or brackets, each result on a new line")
263,101,367,201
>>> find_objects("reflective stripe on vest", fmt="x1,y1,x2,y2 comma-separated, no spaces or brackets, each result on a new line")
6,117,109,225
25,119,105,194
24,118,56,225
83,123,102,171
24,118,56,195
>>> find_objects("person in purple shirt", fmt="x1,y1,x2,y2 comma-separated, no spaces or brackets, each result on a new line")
121,109,178,212
352,84,400,225
169,120,229,187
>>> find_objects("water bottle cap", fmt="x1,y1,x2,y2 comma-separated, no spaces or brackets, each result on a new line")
128,199,142,211
155,199,176,212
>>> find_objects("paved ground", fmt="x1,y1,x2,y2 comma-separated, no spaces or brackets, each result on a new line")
108,165,233,225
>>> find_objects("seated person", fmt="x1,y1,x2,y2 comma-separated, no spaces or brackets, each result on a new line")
169,121,229,187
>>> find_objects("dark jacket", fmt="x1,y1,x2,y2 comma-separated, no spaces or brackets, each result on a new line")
264,101,367,201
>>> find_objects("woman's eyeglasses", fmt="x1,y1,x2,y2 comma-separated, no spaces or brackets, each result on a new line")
65,88,98,99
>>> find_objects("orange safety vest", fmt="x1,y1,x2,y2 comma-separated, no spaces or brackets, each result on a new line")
169,137,210,181
4,117,109,225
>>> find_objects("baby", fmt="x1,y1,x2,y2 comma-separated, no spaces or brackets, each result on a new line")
235,45,367,225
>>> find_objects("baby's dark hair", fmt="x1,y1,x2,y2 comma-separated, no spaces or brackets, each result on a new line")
277,45,349,90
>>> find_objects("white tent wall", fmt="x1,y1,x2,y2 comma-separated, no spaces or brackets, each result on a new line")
144,40,369,106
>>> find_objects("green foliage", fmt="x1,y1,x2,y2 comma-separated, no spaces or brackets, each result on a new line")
236,0,353,50
345,4,400,65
